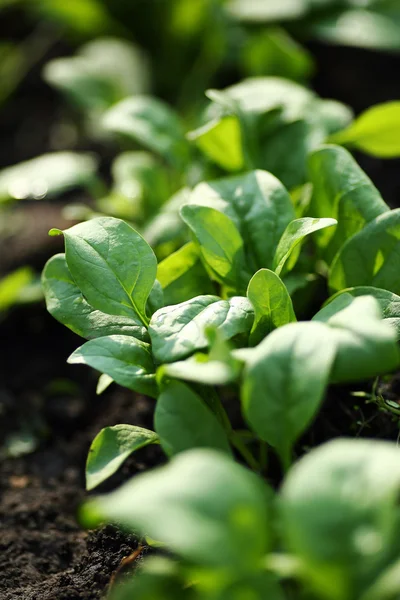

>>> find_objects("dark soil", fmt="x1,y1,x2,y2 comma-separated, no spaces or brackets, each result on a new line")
0,301,163,599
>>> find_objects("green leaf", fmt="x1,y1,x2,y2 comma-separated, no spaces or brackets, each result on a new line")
242,28,314,82
62,217,157,325
187,115,244,172
162,328,240,386
247,268,296,345
329,208,400,295
315,296,400,384
149,295,254,363
81,448,272,569
180,204,251,292
308,145,389,262
157,242,215,306
0,266,35,311
68,335,157,397
107,557,190,600
103,96,189,168
280,439,400,600
189,170,295,271
0,152,98,203
226,0,308,23
43,38,150,113
319,286,400,341
86,424,159,491
242,322,336,468
309,8,400,52
273,217,337,276
143,187,190,249
42,254,148,341
154,381,232,457
329,102,400,158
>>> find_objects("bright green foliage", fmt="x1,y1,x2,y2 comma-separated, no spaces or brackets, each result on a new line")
315,296,400,384
155,381,232,457
42,254,148,341
273,217,337,275
189,170,295,271
321,287,400,340
103,96,189,168
308,145,389,262
242,321,336,469
81,448,272,569
0,267,36,312
181,204,251,293
86,424,159,490
149,295,254,364
162,328,240,386
187,115,244,172
43,38,150,114
281,439,400,600
247,268,296,345
329,208,400,295
58,217,157,325
68,335,158,397
329,102,400,157
157,243,215,306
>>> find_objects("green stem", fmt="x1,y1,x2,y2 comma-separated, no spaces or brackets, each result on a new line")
230,431,261,472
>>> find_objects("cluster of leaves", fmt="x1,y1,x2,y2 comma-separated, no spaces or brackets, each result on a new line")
42,129,400,596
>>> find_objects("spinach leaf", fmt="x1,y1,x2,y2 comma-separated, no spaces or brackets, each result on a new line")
318,286,400,340
308,145,388,262
157,242,214,306
42,254,148,341
56,217,157,325
187,115,244,172
281,439,400,600
242,321,336,469
103,96,189,168
82,448,272,569
86,424,159,491
273,217,337,275
68,334,157,397
180,205,251,293
316,296,400,384
329,208,400,295
329,102,400,158
149,295,254,364
189,170,295,270
247,268,296,345
154,381,232,457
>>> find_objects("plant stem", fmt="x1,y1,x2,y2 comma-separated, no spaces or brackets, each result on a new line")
230,431,261,471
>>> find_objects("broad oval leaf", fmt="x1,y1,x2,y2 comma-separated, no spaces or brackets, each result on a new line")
281,439,400,600
0,152,98,203
189,170,295,270
227,0,308,22
82,448,272,569
68,334,157,397
157,242,215,306
154,381,232,457
273,217,337,276
60,217,157,325
241,321,336,468
318,286,400,341
317,296,400,384
180,204,251,293
187,115,244,172
103,96,189,168
247,268,296,346
149,295,254,364
86,424,159,491
308,145,388,262
329,208,400,295
329,102,400,158
42,254,148,341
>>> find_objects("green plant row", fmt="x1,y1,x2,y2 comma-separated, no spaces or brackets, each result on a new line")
42,122,400,597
